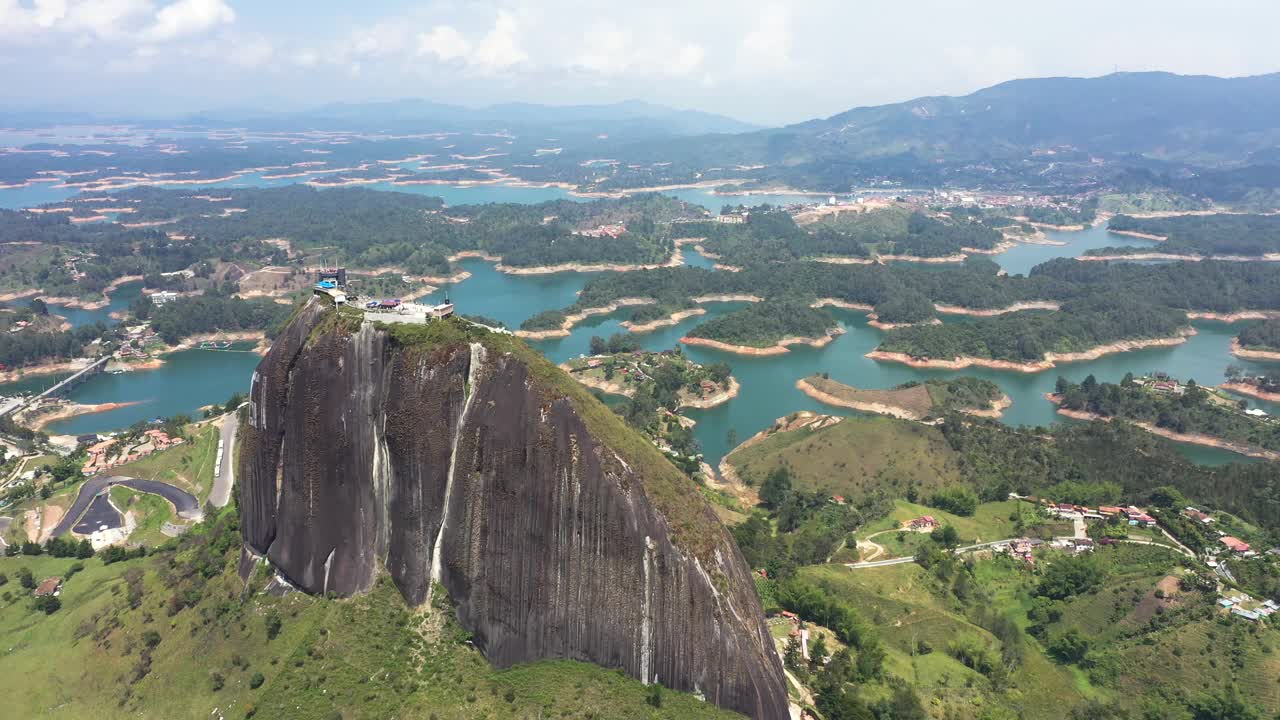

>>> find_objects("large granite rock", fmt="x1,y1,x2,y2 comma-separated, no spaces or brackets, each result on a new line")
238,300,789,719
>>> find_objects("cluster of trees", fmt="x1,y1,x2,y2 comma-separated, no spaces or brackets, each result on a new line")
684,299,836,347
879,295,1187,363
1236,318,1280,351
1106,213,1280,256
140,292,294,344
1054,374,1280,451
678,206,1004,266
0,322,105,368
108,186,696,276
1021,199,1098,226
929,414,1280,541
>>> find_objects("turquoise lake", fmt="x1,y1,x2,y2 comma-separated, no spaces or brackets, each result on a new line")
0,184,1273,469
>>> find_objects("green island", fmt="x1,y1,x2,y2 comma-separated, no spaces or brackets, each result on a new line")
1092,213,1280,258
797,374,1008,420
562,340,737,475
873,296,1190,368
1235,318,1280,355
683,299,839,351
1049,373,1280,459
718,413,1280,719
676,205,1006,266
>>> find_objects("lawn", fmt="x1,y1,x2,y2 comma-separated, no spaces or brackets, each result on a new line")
727,415,965,503
112,423,220,503
860,499,1067,560
108,486,174,547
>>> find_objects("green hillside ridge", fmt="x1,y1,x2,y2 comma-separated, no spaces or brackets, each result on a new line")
0,511,738,719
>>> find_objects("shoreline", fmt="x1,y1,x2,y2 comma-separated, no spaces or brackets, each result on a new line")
1220,381,1280,403
867,329,1195,373
681,328,846,356
495,247,683,275
515,298,655,339
1046,394,1280,462
1230,337,1280,361
1190,310,1280,323
1107,229,1168,241
0,358,92,384
680,376,742,410
621,307,707,333
17,400,144,431
1080,252,1280,263
796,377,1012,420
933,301,1061,317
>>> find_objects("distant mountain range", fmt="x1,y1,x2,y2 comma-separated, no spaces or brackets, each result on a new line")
587,71,1280,192
0,99,759,140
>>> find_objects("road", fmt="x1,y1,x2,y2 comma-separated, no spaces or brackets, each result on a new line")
52,475,201,538
845,536,1195,570
209,411,239,508
845,539,1018,569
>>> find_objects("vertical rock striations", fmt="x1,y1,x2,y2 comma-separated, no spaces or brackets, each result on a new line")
238,300,789,719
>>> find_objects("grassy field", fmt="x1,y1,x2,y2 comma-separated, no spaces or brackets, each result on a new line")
860,499,1072,559
0,511,743,719
726,415,964,503
112,423,220,503
108,486,174,547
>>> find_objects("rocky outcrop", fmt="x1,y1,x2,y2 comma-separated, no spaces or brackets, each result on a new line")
238,299,788,719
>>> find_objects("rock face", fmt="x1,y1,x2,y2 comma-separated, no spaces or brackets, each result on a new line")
238,300,789,719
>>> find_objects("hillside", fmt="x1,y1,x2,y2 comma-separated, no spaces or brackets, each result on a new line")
589,72,1280,192
0,511,742,719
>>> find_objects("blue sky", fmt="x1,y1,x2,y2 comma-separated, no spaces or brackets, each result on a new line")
2,0,1278,125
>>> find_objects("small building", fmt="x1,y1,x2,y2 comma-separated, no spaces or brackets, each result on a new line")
378,299,401,309
1232,608,1261,622
34,577,62,598
318,267,347,287
1221,536,1251,554
1183,507,1214,524
1246,408,1269,417
1098,505,1123,517
907,516,939,530
427,302,454,319
148,291,179,305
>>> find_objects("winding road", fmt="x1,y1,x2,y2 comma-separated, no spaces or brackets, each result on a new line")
52,475,201,538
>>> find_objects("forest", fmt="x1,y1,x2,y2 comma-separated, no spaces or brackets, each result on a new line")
0,322,105,368
683,299,837,347
1052,374,1280,452
677,206,1004,266
876,295,1187,363
1102,213,1280,256
1236,318,1280,351
134,292,295,344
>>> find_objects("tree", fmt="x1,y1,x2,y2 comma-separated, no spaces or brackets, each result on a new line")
1225,364,1243,381
76,539,94,559
1055,376,1071,395
210,672,226,691
1037,554,1106,600
33,595,61,614
17,567,35,590
809,632,829,670
265,610,283,640
783,636,804,671
759,466,792,510
645,683,663,708
589,335,608,356
250,672,266,689
1049,627,1090,663
932,524,960,549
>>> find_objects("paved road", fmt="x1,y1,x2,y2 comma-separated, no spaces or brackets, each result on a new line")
73,494,122,534
52,475,201,538
209,411,239,508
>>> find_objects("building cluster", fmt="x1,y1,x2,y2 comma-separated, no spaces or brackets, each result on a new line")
116,324,159,359
576,223,626,238
81,429,183,475
1218,593,1278,622
905,515,940,531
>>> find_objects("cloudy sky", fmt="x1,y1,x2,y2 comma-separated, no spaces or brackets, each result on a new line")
2,0,1277,125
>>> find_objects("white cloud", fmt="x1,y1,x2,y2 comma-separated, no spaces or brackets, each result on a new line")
292,49,318,68
668,43,705,77
472,10,526,71
417,26,470,62
0,0,152,39
227,36,273,68
737,3,792,73
145,0,233,42
572,23,631,75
